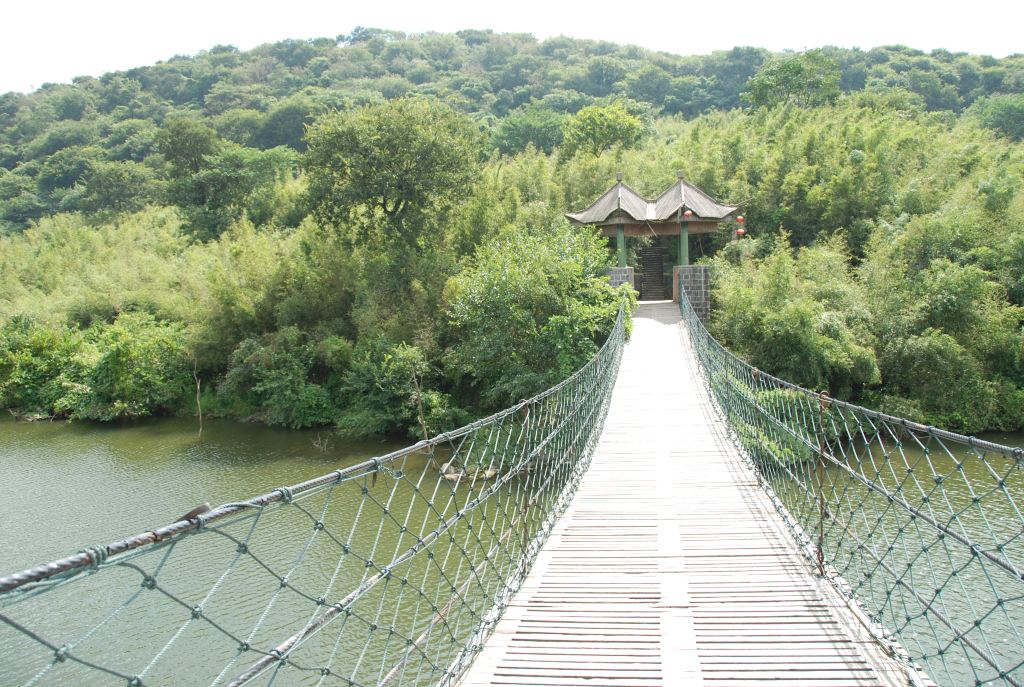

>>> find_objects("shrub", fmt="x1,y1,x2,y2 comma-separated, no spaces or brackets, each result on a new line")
218,327,340,428
0,317,83,415
338,337,465,438
445,222,624,409
72,312,191,420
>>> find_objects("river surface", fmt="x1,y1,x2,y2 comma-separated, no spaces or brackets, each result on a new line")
0,416,406,575
0,415,463,686
763,429,1024,687
3,417,1024,686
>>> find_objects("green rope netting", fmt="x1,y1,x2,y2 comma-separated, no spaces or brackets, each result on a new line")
680,287,1024,687
0,304,626,687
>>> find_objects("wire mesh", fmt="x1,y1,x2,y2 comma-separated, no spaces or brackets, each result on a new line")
0,304,626,687
679,284,1024,687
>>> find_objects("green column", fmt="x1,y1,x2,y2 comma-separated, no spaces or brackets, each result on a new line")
616,225,626,268
679,222,690,266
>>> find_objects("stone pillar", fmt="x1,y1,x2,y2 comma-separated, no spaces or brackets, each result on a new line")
674,264,710,322
616,225,626,268
607,266,635,291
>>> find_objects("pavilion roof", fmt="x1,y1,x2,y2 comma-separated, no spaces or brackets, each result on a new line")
566,176,738,225
565,181,653,224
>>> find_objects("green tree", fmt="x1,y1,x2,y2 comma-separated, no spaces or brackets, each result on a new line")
255,94,320,151
211,108,265,146
560,101,646,157
703,46,769,109
103,119,160,161
625,64,672,107
42,86,94,121
156,118,221,176
190,220,292,369
70,312,191,421
36,145,104,194
744,49,841,108
491,106,565,155
0,318,83,415
906,69,962,110
305,97,483,243
22,120,98,159
972,93,1024,141
337,337,464,438
0,170,47,230
711,237,880,398
168,144,297,238
217,327,339,428
877,329,993,432
581,56,627,97
445,222,625,410
77,160,163,218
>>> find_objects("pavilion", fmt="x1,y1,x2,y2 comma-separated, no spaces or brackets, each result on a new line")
566,172,739,301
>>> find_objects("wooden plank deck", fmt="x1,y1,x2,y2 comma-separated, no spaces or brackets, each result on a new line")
460,301,911,687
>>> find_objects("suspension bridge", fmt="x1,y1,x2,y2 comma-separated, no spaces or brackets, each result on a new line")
460,302,910,687
2,292,1023,687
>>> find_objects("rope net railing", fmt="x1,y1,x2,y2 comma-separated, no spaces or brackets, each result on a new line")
679,285,1024,687
0,303,626,687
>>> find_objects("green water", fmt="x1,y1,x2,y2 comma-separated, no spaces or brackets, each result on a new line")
764,430,1024,687
0,412,551,687
0,416,475,686
0,416,405,575
6,413,1024,686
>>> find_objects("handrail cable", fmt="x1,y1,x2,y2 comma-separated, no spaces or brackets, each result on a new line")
678,281,1024,687
0,303,628,687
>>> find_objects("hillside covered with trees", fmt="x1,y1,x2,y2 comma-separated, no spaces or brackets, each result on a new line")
2,30,1023,233
1,29,1022,435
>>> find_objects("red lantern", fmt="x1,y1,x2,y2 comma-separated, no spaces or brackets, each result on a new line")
736,215,745,223
736,228,746,236
683,209,693,218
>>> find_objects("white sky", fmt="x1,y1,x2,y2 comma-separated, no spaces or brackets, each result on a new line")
3,0,1021,94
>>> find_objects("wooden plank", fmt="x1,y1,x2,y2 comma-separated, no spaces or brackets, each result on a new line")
457,302,912,687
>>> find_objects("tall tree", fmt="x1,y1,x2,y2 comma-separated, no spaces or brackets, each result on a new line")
491,106,565,155
560,101,646,158
304,97,483,244
743,49,841,108
156,118,220,176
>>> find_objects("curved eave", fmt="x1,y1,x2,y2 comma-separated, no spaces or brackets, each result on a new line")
567,206,740,225
568,178,742,226
685,204,740,221
565,212,643,226
565,181,651,225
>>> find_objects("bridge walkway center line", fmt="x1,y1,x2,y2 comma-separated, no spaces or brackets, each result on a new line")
459,301,912,687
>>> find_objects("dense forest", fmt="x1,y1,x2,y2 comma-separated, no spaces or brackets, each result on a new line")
1,29,1022,435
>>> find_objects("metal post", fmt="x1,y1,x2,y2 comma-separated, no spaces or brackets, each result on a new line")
519,402,532,579
679,222,689,266
816,391,830,577
616,225,626,268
